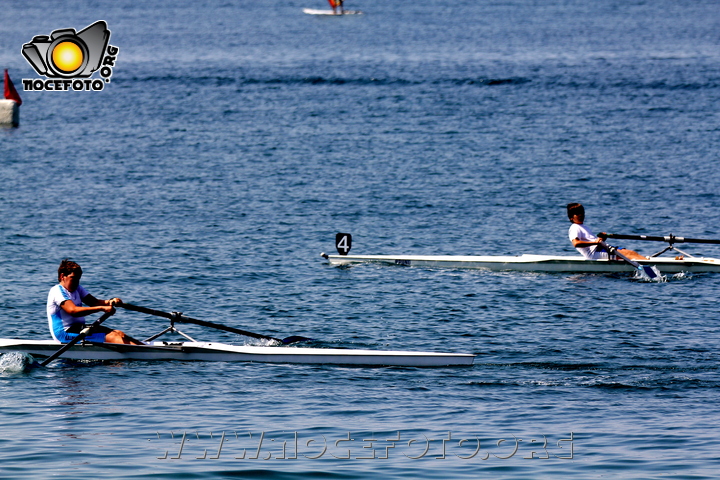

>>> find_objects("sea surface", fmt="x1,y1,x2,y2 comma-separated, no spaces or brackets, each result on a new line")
1,0,720,478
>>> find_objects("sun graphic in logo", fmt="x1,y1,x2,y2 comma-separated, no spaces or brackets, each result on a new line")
51,41,84,73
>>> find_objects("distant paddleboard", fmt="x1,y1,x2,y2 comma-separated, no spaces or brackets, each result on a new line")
302,8,363,15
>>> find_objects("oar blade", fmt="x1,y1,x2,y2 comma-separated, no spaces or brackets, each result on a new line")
639,265,661,280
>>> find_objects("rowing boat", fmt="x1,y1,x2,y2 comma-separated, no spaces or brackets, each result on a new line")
302,8,362,15
1,301,474,367
0,339,474,367
322,232,720,275
321,253,720,274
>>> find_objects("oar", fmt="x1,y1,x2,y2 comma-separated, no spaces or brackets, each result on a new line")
599,241,660,280
606,233,720,245
119,303,310,345
40,311,114,366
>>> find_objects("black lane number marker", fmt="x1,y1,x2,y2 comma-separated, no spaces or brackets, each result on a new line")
336,233,352,255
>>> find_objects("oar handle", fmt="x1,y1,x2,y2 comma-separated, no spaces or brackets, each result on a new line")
119,303,283,343
606,233,720,245
40,311,114,366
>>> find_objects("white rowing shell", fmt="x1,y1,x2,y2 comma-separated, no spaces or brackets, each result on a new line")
0,339,474,367
302,8,363,15
321,253,720,274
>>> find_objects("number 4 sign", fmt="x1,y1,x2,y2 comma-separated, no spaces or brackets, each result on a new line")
336,233,352,256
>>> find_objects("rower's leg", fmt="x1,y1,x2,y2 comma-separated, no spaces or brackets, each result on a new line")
105,330,145,345
618,248,647,260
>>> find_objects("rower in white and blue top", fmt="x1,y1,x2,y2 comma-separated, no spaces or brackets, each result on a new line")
46,259,143,344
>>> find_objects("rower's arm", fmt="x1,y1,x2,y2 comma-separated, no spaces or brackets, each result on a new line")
82,294,122,307
571,238,603,248
60,299,114,317
572,231,607,248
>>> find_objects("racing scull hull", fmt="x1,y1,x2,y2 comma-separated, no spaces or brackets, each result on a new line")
321,253,720,274
0,339,474,367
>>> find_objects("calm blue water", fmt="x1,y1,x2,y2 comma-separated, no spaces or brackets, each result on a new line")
1,0,720,478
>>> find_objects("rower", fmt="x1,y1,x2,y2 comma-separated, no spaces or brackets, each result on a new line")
566,203,646,260
46,259,144,345
327,0,344,14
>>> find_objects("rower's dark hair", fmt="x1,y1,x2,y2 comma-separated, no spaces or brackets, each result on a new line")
58,259,82,281
567,202,585,221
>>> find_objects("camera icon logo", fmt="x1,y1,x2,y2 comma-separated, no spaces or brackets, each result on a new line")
22,21,110,78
